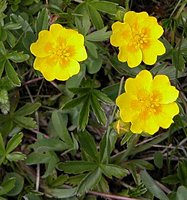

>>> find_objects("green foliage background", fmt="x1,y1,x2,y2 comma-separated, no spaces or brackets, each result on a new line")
0,0,187,199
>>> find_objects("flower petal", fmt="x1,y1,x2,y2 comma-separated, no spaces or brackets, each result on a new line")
116,93,139,122
152,75,179,104
154,103,179,128
142,39,166,65
124,11,148,28
135,70,153,92
110,22,132,47
118,46,127,62
66,59,80,77
119,44,142,67
30,30,54,57
71,45,87,61
33,57,56,81
140,16,164,39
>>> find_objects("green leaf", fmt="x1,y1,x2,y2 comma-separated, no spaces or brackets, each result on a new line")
50,174,69,187
14,116,36,128
66,64,86,89
0,177,15,196
0,42,6,54
4,22,22,30
85,41,98,59
6,133,23,154
0,89,8,104
63,95,87,110
78,96,90,130
77,167,102,196
75,11,91,35
0,0,7,14
10,14,33,32
78,131,98,161
66,174,86,187
47,188,76,199
154,151,163,169
91,94,106,125
86,4,104,30
22,31,36,50
7,51,29,63
0,58,6,78
0,26,7,42
0,133,5,155
5,60,21,87
6,31,17,48
162,174,179,185
99,130,117,163
100,164,128,178
172,49,185,71
30,138,68,151
93,89,113,105
176,186,187,200
58,161,97,174
140,170,169,200
90,1,118,15
35,8,49,34
26,151,52,165
86,27,111,42
42,152,59,178
6,152,26,162
177,160,187,186
51,110,73,145
86,57,102,74
15,102,41,116
4,172,24,196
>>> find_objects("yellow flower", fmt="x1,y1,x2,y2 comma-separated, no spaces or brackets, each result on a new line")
30,24,87,81
116,70,179,135
110,11,166,67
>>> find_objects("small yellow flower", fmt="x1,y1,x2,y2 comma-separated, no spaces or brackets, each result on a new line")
30,24,87,81
110,11,166,67
116,70,179,135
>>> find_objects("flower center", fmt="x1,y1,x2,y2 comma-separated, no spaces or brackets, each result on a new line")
132,30,148,49
133,90,162,119
54,45,71,61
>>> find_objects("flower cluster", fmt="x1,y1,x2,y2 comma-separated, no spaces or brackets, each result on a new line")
110,11,166,67
30,11,179,135
30,24,87,81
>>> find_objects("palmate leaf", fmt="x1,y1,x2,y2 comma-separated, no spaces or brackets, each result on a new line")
63,87,111,129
